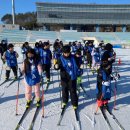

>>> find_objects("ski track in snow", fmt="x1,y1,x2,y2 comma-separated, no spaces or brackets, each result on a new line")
0,47,130,130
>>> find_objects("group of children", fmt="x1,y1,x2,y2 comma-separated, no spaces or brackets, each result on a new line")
0,42,19,80
0,39,119,111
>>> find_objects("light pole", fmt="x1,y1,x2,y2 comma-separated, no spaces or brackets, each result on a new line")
12,0,15,25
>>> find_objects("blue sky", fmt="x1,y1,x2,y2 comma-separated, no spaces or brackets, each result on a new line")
0,0,130,23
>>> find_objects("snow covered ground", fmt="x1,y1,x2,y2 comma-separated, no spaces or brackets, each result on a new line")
0,47,130,130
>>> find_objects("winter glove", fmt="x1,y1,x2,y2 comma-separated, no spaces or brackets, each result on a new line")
117,73,120,78
53,59,57,65
114,74,120,81
80,64,84,69
111,73,120,81
54,64,59,70
102,81,110,86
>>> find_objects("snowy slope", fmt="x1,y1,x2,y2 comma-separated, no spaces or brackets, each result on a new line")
0,47,130,130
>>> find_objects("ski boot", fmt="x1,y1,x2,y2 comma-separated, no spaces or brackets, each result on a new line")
73,105,78,110
14,76,18,80
45,79,50,92
36,98,41,107
26,100,32,108
62,102,67,109
103,100,109,110
5,77,9,81
46,78,50,84
100,105,104,112
91,69,95,75
87,63,91,68
97,100,104,111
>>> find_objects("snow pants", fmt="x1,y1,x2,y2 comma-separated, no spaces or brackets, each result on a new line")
61,79,78,107
42,64,51,80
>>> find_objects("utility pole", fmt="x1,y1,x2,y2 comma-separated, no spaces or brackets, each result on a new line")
12,0,15,24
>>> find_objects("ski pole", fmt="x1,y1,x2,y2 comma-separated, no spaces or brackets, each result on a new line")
59,82,62,108
16,68,21,116
41,85,44,117
112,72,119,110
57,70,62,108
22,53,25,63
113,80,117,110
51,68,54,89
58,70,60,81
86,66,91,88
41,73,44,117
0,63,3,81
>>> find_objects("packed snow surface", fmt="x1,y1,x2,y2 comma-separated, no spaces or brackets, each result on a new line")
0,47,130,130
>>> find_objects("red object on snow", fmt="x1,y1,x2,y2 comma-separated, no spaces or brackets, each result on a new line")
103,100,108,105
118,58,121,65
97,100,103,107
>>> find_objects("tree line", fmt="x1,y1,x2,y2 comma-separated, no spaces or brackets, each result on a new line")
1,12,38,30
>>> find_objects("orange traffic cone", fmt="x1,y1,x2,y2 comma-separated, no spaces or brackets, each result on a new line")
118,58,121,65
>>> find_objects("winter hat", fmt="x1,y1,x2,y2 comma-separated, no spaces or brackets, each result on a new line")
1,40,7,44
72,42,76,46
99,42,104,47
35,42,39,47
7,44,14,49
27,48,36,56
105,43,113,51
24,42,29,46
62,45,71,53
44,42,49,46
